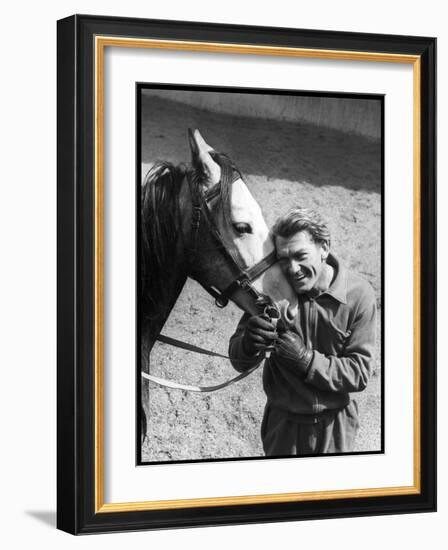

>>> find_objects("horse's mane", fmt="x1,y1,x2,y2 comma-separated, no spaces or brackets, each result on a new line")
141,153,240,321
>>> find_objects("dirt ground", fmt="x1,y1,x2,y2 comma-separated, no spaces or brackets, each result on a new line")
141,94,382,462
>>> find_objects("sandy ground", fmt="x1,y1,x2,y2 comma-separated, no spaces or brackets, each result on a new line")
141,94,382,462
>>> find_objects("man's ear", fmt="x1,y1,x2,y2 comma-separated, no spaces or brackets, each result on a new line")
321,241,330,261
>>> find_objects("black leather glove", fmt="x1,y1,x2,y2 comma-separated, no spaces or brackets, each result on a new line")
242,314,278,356
273,329,313,376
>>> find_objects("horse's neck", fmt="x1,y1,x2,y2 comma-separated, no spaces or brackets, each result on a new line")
141,272,187,371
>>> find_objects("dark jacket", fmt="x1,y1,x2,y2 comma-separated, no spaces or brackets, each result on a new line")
228,254,377,415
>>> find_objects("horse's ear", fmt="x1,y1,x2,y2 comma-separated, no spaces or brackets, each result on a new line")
188,128,221,187
188,127,200,159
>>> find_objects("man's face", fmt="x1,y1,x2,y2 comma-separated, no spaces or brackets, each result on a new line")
276,231,329,294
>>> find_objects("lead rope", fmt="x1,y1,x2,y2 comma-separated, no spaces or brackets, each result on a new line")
143,302,280,393
141,364,261,393
142,334,263,392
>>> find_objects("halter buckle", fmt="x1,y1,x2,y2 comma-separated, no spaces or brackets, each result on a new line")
238,278,251,290
215,295,229,308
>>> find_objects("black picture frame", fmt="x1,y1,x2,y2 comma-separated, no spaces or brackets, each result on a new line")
57,14,436,534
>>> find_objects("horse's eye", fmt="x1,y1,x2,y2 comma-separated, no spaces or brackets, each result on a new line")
233,222,252,234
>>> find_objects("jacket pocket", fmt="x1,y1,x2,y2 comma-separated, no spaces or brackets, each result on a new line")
326,317,351,343
326,317,352,344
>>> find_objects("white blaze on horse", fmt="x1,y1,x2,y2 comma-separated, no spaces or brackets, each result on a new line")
140,129,297,443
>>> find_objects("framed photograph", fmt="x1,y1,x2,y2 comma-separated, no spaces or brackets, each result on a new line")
57,14,436,534
137,84,384,465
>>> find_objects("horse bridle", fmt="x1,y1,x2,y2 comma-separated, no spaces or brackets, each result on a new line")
187,157,279,314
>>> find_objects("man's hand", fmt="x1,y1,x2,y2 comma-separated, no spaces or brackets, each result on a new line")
242,314,278,356
273,330,314,376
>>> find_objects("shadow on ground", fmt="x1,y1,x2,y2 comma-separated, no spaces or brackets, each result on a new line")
142,95,381,193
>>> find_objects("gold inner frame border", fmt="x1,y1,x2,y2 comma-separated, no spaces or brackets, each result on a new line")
94,35,421,513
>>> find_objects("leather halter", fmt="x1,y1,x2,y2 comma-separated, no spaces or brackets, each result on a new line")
186,159,278,311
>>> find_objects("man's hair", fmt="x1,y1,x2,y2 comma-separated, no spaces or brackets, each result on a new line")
272,207,331,246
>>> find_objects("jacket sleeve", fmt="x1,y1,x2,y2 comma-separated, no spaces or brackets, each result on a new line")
304,286,377,393
228,313,265,373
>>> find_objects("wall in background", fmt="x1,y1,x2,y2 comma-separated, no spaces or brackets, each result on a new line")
144,89,381,138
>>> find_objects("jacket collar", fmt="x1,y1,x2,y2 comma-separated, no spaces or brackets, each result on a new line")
306,253,347,304
323,253,347,304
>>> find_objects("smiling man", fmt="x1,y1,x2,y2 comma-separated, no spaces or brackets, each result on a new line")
229,207,377,456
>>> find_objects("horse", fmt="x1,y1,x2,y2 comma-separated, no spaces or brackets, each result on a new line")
140,129,297,444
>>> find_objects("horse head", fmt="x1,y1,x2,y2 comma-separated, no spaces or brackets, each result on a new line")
184,129,297,318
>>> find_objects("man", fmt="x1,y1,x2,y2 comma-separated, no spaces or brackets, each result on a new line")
229,207,377,456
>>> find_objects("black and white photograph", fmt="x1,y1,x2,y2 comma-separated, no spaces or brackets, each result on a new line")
138,86,383,464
